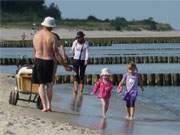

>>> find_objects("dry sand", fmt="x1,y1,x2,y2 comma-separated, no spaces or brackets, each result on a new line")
0,73,100,135
0,27,180,41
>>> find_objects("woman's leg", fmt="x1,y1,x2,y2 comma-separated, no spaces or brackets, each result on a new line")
73,60,80,95
79,61,87,94
73,81,78,95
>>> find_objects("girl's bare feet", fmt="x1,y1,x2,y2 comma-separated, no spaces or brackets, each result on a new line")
102,114,106,118
128,117,133,120
126,115,129,120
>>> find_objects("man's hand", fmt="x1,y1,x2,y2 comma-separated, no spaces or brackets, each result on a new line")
65,66,72,71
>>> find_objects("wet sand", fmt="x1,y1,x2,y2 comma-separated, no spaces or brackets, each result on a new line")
51,84,180,135
1,73,180,135
0,27,180,41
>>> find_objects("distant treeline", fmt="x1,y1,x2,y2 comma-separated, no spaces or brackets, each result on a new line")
0,0,173,31
1,0,61,22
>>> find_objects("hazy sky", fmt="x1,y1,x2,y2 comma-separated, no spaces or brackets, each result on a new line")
45,0,180,29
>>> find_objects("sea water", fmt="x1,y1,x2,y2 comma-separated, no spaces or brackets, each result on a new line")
51,84,180,135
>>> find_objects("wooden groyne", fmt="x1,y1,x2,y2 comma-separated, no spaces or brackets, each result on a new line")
0,56,180,65
1,36,180,47
55,73,180,86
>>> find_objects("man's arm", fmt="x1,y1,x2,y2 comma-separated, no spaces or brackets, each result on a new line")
32,37,36,59
52,37,71,71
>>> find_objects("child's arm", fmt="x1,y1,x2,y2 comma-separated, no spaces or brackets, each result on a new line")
117,74,126,93
92,80,101,95
117,80,123,93
139,74,144,92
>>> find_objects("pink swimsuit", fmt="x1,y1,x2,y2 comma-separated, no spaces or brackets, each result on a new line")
93,79,113,99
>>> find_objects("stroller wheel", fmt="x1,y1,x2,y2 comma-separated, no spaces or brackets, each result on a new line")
9,91,13,104
9,90,19,105
37,96,43,110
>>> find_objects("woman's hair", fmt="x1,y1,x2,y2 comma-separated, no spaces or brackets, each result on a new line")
128,61,138,72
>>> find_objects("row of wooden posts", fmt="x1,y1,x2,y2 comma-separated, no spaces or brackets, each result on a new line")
1,36,180,47
0,56,180,65
54,73,180,86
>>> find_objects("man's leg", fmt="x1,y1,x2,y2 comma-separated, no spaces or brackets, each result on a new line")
39,84,47,112
46,83,53,111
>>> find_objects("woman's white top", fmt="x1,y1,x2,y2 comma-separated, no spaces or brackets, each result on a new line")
71,39,89,60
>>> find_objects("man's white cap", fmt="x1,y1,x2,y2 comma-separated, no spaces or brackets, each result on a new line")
100,68,111,76
41,16,56,28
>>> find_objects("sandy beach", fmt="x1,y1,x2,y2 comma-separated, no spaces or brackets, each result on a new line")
0,73,100,135
0,73,180,135
0,27,180,41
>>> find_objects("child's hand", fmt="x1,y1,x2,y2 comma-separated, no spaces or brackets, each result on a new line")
90,92,94,95
117,85,123,94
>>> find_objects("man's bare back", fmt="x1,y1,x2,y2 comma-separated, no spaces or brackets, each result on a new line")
33,29,57,60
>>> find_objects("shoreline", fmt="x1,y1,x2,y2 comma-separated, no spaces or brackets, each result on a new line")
0,73,180,135
1,27,180,41
0,73,100,135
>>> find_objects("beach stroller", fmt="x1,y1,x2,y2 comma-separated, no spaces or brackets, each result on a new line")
9,66,42,109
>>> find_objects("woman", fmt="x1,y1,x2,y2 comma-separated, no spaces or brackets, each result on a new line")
71,31,89,95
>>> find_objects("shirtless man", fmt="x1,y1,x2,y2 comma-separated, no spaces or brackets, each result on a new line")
32,17,71,112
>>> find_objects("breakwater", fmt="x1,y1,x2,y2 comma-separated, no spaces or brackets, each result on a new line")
1,56,180,65
54,73,180,86
1,36,180,47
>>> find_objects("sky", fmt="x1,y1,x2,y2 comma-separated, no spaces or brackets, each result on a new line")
45,0,180,29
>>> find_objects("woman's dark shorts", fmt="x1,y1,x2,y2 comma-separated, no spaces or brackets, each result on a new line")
73,59,87,83
32,58,54,84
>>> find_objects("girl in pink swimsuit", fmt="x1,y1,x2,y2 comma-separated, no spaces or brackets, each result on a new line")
92,68,113,118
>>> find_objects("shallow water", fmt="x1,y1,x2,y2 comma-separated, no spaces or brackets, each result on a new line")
0,43,180,58
50,84,180,135
1,63,180,74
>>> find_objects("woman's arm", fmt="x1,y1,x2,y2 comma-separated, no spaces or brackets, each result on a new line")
85,43,89,65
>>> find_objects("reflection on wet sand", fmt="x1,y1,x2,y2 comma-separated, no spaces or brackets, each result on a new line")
98,118,107,135
123,120,134,135
52,85,180,135
70,94,83,112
